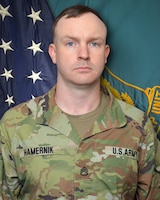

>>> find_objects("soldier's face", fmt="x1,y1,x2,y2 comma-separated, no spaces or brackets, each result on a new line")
49,13,110,86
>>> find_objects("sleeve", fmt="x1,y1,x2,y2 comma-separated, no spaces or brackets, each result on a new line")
142,118,160,200
147,131,160,199
117,99,160,199
0,118,21,199
0,132,12,199
146,171,160,200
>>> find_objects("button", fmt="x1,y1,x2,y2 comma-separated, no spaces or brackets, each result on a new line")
80,166,88,176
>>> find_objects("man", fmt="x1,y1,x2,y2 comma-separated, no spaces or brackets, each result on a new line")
0,4,159,200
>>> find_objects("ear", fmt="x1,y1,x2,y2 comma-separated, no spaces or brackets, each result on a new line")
105,45,110,63
48,43,56,64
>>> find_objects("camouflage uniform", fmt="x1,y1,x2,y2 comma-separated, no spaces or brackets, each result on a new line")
0,86,159,200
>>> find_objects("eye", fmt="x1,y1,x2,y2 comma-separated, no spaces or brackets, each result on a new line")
90,42,99,47
66,41,75,47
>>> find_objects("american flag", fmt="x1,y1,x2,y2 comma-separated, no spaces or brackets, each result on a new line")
0,0,57,119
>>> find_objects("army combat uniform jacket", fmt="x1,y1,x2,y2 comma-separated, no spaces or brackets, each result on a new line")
0,86,159,200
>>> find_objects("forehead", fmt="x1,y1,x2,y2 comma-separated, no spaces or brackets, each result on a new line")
55,13,107,38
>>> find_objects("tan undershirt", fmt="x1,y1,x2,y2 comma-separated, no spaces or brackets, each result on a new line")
66,92,107,136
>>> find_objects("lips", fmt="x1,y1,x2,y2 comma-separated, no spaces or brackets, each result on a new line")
77,66,90,69
74,66,92,72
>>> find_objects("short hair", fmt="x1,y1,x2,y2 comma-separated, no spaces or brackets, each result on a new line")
52,4,107,41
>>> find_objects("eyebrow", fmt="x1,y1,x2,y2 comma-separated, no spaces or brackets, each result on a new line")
61,35,105,42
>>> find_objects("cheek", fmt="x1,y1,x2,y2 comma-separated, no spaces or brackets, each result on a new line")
56,55,71,72
93,53,106,66
56,49,76,66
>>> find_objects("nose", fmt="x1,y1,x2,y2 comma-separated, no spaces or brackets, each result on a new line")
78,44,89,60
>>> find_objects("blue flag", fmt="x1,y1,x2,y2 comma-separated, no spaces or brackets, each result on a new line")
0,0,57,119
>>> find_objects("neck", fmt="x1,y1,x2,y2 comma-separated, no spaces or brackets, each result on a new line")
55,82,101,115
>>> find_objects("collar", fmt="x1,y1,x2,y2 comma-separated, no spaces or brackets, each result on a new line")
28,85,127,140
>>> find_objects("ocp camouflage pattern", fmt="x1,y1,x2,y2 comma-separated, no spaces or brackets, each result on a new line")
0,86,159,200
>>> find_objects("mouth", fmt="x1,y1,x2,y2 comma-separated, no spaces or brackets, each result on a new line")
74,66,92,72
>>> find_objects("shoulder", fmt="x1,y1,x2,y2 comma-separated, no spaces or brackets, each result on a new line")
0,93,48,127
102,86,154,132
116,98,155,138
0,86,56,131
117,99,146,122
